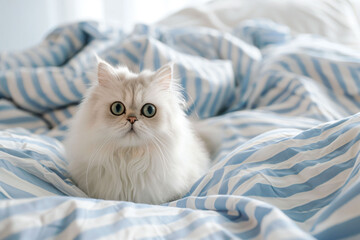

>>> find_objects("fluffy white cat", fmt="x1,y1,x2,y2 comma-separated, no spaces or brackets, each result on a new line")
65,59,210,204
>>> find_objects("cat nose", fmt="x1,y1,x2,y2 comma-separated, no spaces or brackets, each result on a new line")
127,115,138,124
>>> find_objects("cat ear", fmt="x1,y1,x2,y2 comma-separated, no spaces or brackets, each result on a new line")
96,56,116,87
154,62,174,89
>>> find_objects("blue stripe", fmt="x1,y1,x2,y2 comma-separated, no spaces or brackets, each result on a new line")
272,92,308,114
235,48,243,86
63,35,77,57
241,58,254,96
186,77,202,117
15,71,49,111
47,111,62,126
62,108,73,119
58,124,69,131
46,71,72,104
210,67,226,116
139,39,150,71
294,117,349,140
63,73,83,100
0,104,14,111
0,72,11,97
217,35,223,58
227,39,233,61
3,58,11,69
223,68,235,111
0,191,9,199
131,40,142,49
30,70,58,107
22,52,37,68
197,168,224,197
277,61,292,72
289,54,310,77
122,48,139,64
0,116,43,124
256,75,283,105
348,67,360,91
313,216,360,240
330,63,348,94
311,58,332,90
36,49,51,66
58,44,68,64
28,49,46,66
174,197,188,208
0,181,35,198
178,64,189,102
82,73,92,86
12,54,25,67
153,44,160,70
0,159,66,196
272,82,302,105
237,206,273,239
48,48,61,65
180,38,205,56
267,77,297,106
198,69,215,116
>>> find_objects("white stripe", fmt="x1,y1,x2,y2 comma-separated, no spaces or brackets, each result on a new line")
58,204,216,239
0,185,12,198
5,71,28,109
311,194,360,235
36,70,63,105
243,170,352,214
0,168,56,197
52,70,76,102
26,49,45,66
0,199,101,239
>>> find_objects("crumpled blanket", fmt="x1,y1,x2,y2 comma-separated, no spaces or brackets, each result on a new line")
0,20,360,239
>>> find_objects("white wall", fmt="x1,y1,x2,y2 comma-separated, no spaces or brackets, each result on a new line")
0,0,52,51
0,0,104,51
0,0,208,52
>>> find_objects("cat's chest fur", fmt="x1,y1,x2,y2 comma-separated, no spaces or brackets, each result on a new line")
86,145,182,204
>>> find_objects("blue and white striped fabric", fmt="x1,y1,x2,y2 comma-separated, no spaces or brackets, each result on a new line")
1,20,360,239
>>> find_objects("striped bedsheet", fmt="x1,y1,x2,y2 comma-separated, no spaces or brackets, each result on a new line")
1,19,360,239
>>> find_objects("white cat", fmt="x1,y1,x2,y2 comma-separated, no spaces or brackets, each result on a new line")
65,59,210,204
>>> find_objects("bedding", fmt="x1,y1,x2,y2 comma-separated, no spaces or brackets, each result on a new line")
1,17,360,240
158,0,360,49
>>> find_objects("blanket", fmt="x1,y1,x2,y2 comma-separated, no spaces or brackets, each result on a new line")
1,19,360,239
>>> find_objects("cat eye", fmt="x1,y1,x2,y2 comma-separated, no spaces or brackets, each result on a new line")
110,101,126,116
141,103,156,118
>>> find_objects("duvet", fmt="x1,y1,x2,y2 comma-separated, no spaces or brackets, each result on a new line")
0,19,360,239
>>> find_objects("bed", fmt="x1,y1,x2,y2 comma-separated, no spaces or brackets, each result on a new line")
1,0,360,239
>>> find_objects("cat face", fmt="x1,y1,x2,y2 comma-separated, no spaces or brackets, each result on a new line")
85,60,182,147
